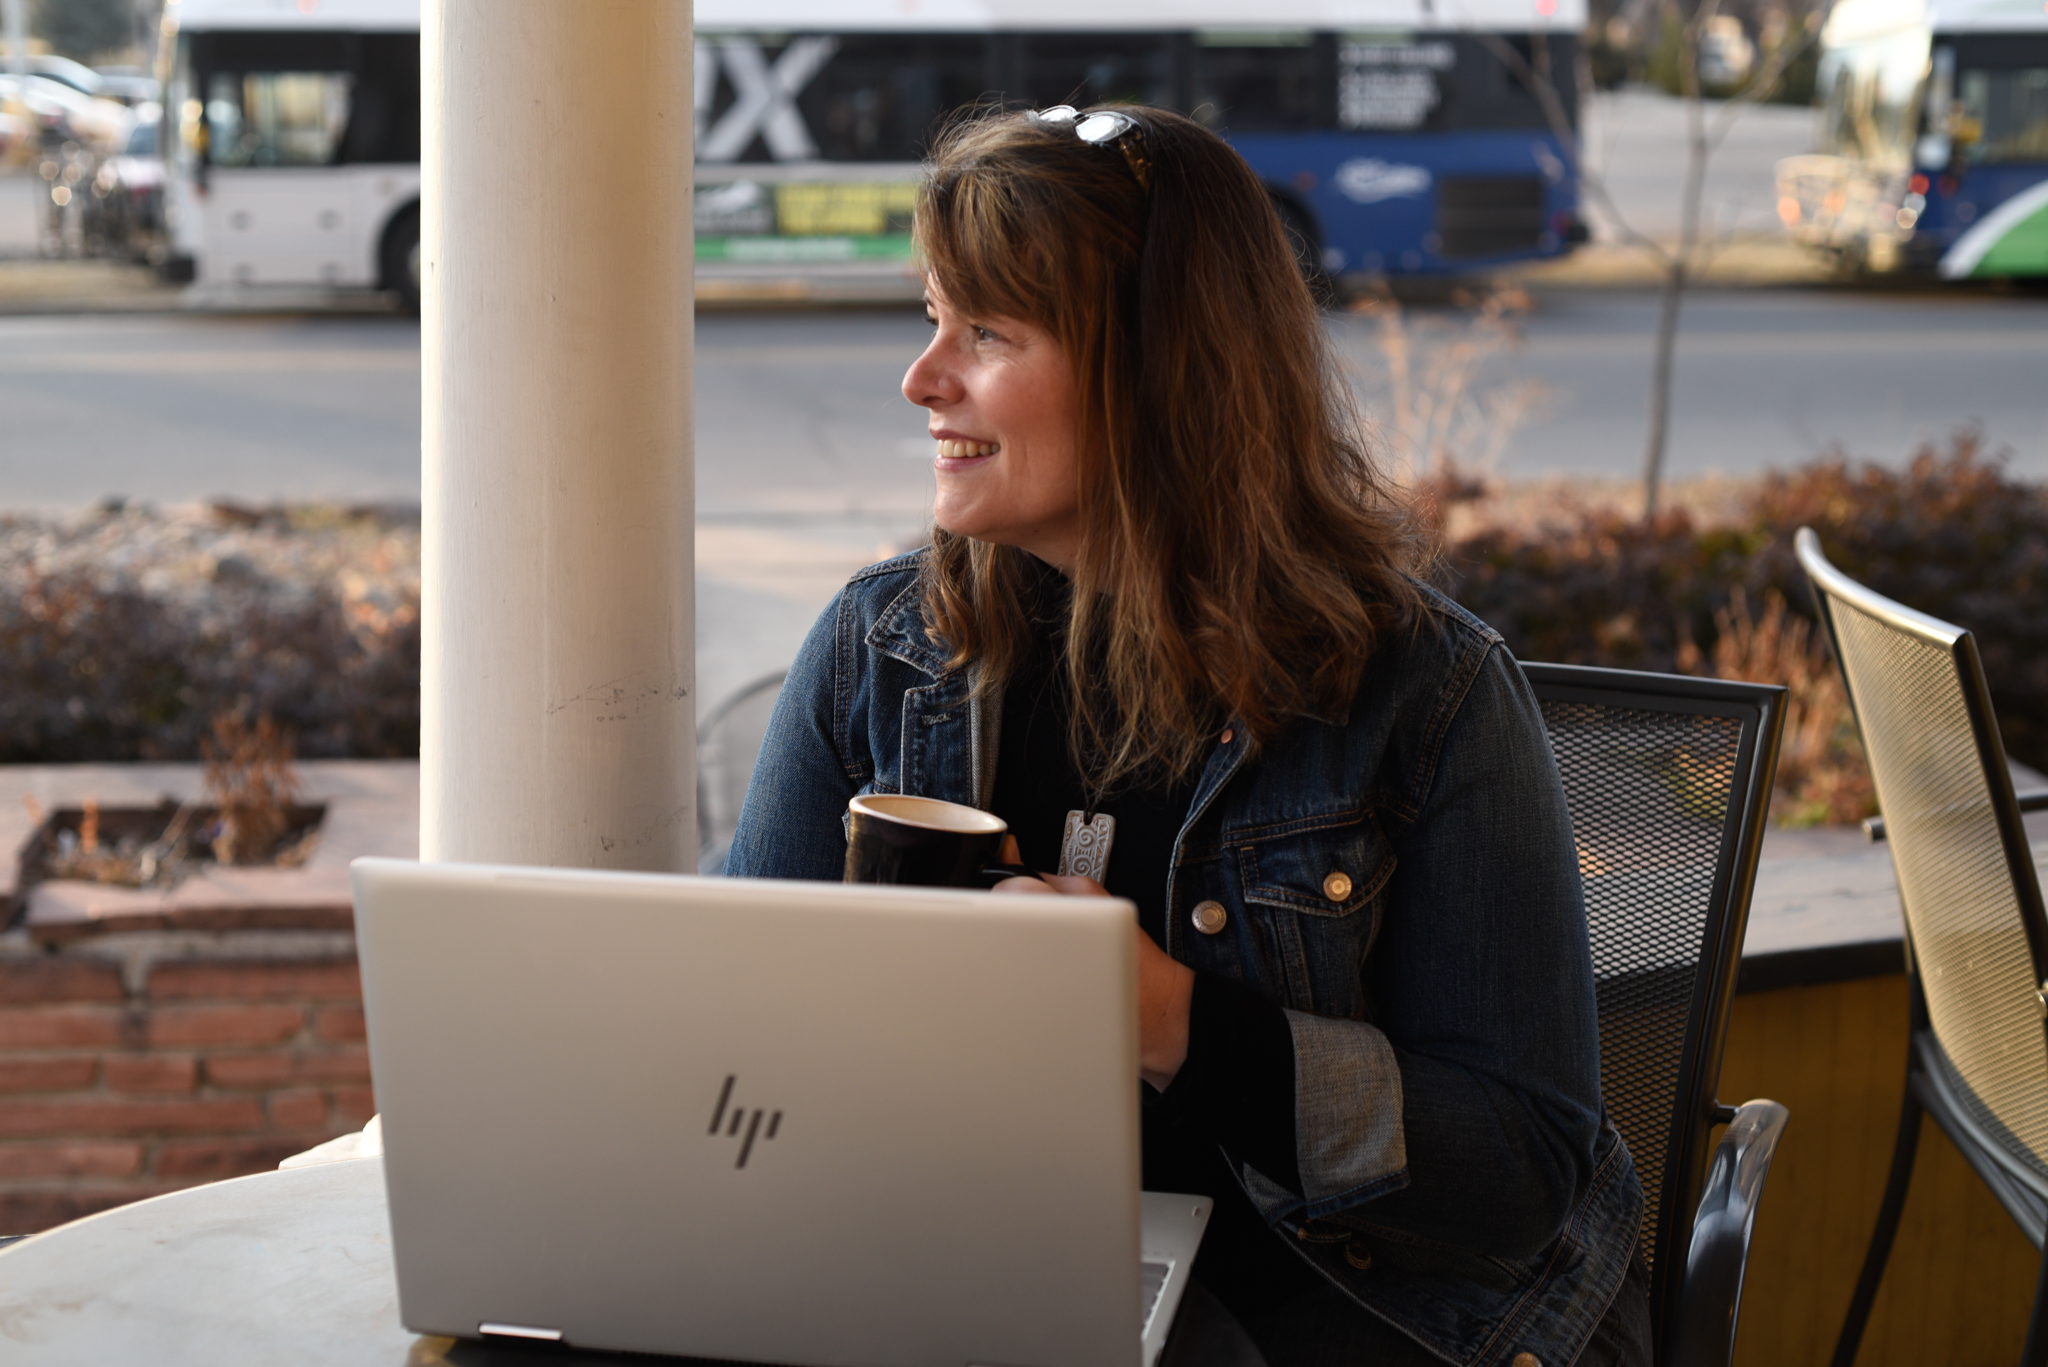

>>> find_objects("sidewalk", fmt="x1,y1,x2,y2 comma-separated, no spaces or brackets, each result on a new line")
1503,236,1837,289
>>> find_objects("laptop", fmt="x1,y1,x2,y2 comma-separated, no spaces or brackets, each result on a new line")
350,858,1211,1367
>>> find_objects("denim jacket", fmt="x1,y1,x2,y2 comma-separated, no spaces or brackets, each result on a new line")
726,551,1644,1367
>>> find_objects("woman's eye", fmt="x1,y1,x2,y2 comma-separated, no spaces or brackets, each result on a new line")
923,312,938,328
974,325,998,343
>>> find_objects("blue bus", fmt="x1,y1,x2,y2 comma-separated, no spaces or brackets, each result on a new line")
1777,0,2048,279
694,0,1590,282
161,0,1588,298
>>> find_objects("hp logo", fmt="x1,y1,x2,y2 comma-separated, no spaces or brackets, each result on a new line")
707,1075,782,1169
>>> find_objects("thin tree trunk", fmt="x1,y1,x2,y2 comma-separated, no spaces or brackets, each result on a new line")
1641,0,1716,520
1642,259,1685,519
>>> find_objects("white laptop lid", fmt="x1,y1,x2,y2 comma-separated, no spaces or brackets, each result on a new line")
352,858,1144,1367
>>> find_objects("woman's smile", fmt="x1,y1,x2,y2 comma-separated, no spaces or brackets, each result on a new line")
932,434,1002,463
902,286,1081,569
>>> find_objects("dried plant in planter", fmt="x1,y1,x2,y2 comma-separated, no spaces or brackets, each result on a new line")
203,712,307,865
1680,588,1876,827
24,793,207,891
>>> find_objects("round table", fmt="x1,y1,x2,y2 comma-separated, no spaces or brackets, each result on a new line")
0,1160,1264,1366
0,1159,464,1366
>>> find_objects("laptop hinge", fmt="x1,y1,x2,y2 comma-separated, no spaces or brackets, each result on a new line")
479,1322,563,1341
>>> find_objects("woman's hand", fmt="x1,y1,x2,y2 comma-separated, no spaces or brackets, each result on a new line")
990,837,1195,1092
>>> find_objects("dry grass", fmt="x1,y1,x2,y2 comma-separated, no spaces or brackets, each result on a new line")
1679,588,1876,826
202,713,308,866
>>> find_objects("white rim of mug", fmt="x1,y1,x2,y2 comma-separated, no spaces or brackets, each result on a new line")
848,794,1007,835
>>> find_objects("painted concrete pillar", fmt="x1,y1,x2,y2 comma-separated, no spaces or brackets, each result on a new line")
421,1,695,870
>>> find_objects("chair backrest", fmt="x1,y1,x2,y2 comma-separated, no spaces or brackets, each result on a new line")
1795,528,2048,1186
696,671,786,874
1524,663,1784,1344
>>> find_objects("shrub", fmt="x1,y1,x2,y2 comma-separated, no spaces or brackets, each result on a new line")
1442,431,2048,801
0,505,419,764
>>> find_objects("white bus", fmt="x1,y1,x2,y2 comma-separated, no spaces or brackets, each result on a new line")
163,0,420,300
163,0,1584,305
1776,0,2048,278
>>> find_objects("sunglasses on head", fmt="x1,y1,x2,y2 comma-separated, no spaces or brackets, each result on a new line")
1029,105,1153,193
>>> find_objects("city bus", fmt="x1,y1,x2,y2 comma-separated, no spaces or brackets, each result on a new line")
1776,0,2048,279
161,0,1587,303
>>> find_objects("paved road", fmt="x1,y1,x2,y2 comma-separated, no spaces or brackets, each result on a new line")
4,289,2046,709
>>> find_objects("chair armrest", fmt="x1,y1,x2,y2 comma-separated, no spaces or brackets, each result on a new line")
1865,787,2048,841
1663,1100,1790,1367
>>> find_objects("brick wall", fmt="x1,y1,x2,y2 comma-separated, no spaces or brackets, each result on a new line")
0,951,372,1234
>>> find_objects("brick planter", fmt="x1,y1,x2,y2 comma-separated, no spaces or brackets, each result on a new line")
0,761,415,1235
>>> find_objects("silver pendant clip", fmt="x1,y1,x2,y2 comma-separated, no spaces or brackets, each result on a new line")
1058,810,1117,881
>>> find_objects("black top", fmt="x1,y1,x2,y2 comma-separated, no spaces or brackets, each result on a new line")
985,560,1321,1319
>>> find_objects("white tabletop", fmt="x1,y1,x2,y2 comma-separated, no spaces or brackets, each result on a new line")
0,1158,435,1366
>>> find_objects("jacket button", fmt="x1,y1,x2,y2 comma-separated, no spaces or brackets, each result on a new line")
1512,1355,1541,1367
1344,1239,1373,1270
1323,870,1352,901
1191,901,1228,935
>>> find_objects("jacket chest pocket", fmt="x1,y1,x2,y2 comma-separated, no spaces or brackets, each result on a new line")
1232,815,1393,1016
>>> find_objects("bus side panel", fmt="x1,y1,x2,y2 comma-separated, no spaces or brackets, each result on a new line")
1918,164,2048,276
1228,129,1577,276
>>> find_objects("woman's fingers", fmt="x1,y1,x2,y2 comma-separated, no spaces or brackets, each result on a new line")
998,834,1022,865
988,870,1113,898
990,875,1059,895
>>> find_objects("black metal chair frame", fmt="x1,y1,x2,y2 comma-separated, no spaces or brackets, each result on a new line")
1524,663,1790,1367
1796,529,2048,1367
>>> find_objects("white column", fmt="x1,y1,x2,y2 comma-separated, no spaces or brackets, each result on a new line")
421,1,695,871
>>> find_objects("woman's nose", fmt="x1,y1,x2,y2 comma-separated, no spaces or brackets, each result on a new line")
902,339,960,411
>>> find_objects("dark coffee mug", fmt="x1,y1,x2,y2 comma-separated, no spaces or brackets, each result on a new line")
843,795,1035,889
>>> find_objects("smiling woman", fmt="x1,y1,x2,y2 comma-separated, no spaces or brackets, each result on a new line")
727,106,1652,1367
904,289,1083,570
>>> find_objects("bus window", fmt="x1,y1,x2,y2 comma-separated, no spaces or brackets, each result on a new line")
338,33,420,165
1447,35,1576,131
1192,30,1331,132
1017,33,1180,110
1950,37,2048,165
207,71,353,167
1817,29,1931,171
798,34,989,163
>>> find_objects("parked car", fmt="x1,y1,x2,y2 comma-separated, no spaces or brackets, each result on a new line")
25,54,107,97
91,109,166,262
87,64,161,106
0,72,133,150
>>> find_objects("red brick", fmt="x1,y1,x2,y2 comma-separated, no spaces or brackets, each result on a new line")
267,1089,328,1129
313,1006,366,1042
147,960,361,1002
154,1135,311,1179
330,1084,377,1125
204,1052,292,1088
0,1097,265,1138
0,1140,142,1179
0,1056,98,1093
0,1187,161,1236
145,1004,304,1048
0,1006,128,1049
206,1050,371,1089
0,958,124,1005
102,1053,197,1094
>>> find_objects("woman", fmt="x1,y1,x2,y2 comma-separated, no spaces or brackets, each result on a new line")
726,105,1650,1367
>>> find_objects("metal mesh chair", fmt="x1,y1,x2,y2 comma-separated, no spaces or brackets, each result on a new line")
1796,528,2048,1367
1525,663,1789,1367
696,671,786,875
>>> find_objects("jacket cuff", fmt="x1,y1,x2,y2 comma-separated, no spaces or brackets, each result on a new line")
1284,1008,1409,1215
1158,970,1302,1192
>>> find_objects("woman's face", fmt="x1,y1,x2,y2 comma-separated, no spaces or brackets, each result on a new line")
902,283,1081,571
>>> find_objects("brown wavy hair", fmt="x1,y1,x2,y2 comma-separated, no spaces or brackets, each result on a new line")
916,105,1426,791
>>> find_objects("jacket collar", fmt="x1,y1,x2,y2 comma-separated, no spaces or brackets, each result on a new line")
863,574,951,678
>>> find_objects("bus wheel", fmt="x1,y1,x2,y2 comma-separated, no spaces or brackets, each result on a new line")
1270,194,1332,303
382,204,422,314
